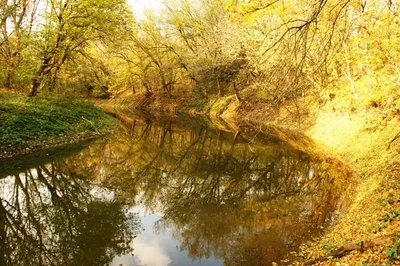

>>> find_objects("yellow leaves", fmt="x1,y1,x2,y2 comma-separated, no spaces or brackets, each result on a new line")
226,0,268,12
300,160,400,264
225,0,280,23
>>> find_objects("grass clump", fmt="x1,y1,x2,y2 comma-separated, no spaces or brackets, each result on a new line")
0,93,116,147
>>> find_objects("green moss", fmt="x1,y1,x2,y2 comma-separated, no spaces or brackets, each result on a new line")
0,93,116,146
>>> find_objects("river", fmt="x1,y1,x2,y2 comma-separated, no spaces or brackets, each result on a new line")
0,114,351,266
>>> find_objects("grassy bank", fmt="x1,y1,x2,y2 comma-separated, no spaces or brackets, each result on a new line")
295,98,400,265
0,93,116,159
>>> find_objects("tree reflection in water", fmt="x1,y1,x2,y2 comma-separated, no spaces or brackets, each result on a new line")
65,117,352,265
0,161,140,266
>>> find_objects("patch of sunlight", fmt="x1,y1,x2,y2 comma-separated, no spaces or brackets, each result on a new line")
307,110,365,161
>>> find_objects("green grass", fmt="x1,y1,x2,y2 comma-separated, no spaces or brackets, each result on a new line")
0,93,116,146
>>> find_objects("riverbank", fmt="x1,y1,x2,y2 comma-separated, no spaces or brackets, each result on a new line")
107,90,400,265
0,93,116,160
4,89,396,264
296,98,400,265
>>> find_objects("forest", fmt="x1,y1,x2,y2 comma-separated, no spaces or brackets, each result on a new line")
0,0,398,104
1,0,400,265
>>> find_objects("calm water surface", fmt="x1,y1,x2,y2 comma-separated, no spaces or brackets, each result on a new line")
0,115,351,266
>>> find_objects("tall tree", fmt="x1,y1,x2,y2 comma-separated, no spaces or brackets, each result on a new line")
29,0,132,96
0,0,39,89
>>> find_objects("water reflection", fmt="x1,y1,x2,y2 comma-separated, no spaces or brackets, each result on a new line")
77,118,350,265
0,161,139,266
0,116,352,265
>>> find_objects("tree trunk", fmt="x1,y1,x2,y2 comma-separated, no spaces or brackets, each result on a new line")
218,79,224,97
0,201,7,266
3,70,12,89
29,78,40,97
48,66,61,94
29,56,54,96
163,83,172,98
130,120,136,137
160,71,172,98
233,81,242,102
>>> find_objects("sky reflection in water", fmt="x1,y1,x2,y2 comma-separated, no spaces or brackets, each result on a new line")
0,116,351,266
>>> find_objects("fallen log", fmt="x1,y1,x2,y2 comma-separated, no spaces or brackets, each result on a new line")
303,235,394,265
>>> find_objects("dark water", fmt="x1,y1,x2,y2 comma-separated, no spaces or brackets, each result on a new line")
0,115,351,266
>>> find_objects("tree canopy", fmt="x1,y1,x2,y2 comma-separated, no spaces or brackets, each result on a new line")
0,0,398,105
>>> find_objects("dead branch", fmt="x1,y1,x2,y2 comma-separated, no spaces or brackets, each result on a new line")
387,131,400,150
81,117,100,134
303,235,395,265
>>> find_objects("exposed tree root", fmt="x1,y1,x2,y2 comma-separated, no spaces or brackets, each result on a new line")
303,235,394,265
